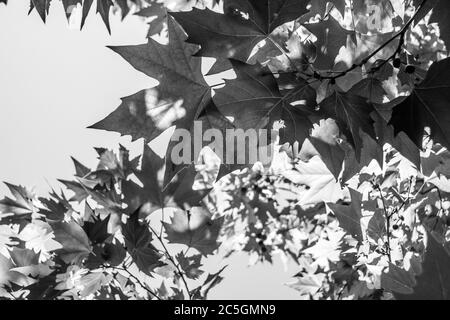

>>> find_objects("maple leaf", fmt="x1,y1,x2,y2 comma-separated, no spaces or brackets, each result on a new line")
91,16,211,142
319,90,377,160
213,59,314,147
327,189,364,242
176,252,204,279
163,164,213,210
171,0,310,63
163,207,224,256
389,58,450,151
122,210,163,276
83,214,111,245
135,1,167,37
122,145,164,215
49,220,92,264
304,16,356,70
394,233,450,300
123,145,210,215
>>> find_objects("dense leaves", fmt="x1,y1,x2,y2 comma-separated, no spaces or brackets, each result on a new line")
2,0,450,300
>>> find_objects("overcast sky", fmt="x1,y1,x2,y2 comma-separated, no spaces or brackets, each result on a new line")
0,1,299,299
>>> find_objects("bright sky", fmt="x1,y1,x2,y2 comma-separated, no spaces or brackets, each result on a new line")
0,1,299,299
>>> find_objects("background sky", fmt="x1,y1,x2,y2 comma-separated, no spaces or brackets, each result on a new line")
0,0,299,299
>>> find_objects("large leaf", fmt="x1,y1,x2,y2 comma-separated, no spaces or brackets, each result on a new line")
389,58,450,151
171,0,309,62
91,16,210,141
213,60,314,146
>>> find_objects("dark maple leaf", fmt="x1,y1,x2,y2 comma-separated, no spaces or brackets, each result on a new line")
91,16,211,142
213,60,314,148
319,90,377,160
135,0,167,37
171,0,310,63
122,144,165,215
176,252,204,279
389,57,450,151
38,190,71,221
83,214,111,245
122,210,163,276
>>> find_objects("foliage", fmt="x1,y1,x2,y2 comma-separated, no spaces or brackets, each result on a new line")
1,0,450,300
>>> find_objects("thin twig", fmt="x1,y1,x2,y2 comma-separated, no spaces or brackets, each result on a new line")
113,266,161,300
316,0,429,80
148,225,192,300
